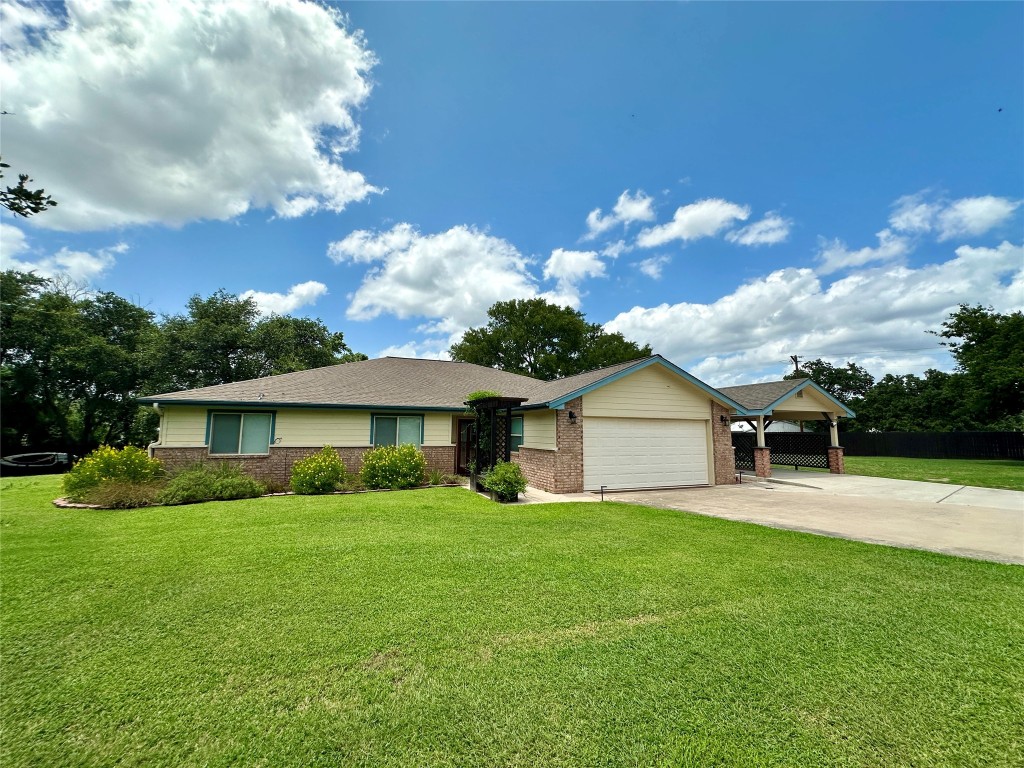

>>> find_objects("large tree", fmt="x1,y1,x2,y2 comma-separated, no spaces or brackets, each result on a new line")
151,289,364,393
450,298,652,381
1,271,158,455
784,359,875,404
936,304,1024,429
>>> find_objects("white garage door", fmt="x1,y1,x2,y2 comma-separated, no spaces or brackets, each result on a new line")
583,417,709,491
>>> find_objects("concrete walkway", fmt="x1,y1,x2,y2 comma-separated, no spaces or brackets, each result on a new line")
767,469,1023,511
607,478,1024,565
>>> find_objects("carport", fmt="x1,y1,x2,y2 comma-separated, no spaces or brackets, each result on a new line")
717,379,856,478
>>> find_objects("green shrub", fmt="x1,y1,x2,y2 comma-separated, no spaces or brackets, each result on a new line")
156,462,265,506
360,444,427,490
81,480,163,509
427,469,445,486
290,446,347,494
441,474,466,486
63,445,163,502
481,460,527,501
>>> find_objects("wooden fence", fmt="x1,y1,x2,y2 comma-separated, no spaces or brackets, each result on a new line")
839,431,1024,460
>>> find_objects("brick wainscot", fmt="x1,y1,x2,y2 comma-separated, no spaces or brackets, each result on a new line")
512,397,584,493
151,445,456,487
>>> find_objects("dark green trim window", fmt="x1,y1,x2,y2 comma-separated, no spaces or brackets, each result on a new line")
372,415,423,447
511,416,524,452
208,412,274,455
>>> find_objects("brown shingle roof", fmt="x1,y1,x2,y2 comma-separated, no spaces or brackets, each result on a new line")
141,356,657,410
716,379,806,410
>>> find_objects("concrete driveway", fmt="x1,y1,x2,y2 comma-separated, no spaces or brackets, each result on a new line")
609,474,1024,565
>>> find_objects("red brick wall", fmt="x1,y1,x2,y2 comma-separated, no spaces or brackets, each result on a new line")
712,402,737,485
753,446,772,478
152,444,455,488
512,447,556,492
827,446,845,474
553,397,585,493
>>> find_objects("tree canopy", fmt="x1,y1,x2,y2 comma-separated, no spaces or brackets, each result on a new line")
0,157,58,218
449,298,652,381
786,306,1023,432
1,273,365,456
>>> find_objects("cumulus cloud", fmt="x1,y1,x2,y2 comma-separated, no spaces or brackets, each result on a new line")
606,241,1023,386
1,0,378,231
636,254,670,279
636,198,750,248
0,222,29,257
601,239,632,259
583,189,656,240
542,248,605,306
240,280,328,316
2,241,127,284
328,224,539,338
726,213,792,246
816,228,911,274
376,341,451,360
936,196,1021,241
889,191,1020,241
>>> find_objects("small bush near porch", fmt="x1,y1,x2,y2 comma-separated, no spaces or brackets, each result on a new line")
2,476,1021,767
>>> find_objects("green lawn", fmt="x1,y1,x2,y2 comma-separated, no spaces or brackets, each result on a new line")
844,456,1024,491
2,476,1022,767
771,456,1023,491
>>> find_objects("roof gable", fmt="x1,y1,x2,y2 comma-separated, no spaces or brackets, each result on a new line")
718,378,855,417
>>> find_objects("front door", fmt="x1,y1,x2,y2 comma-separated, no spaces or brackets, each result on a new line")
456,418,476,475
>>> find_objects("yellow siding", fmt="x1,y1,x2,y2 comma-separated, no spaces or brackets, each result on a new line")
582,365,711,419
160,406,209,445
274,409,370,446
423,412,454,446
522,410,556,450
771,387,836,414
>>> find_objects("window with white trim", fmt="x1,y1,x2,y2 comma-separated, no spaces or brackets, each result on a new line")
209,412,273,455
510,416,524,451
373,415,423,447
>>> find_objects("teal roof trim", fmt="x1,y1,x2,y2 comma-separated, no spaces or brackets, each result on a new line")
140,398,462,413
545,355,749,413
754,379,856,418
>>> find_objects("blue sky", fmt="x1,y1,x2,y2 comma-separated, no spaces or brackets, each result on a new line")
2,0,1021,385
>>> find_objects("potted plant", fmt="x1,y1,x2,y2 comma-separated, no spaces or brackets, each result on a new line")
480,460,527,503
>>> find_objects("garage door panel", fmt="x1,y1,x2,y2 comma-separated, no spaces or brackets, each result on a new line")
584,417,708,491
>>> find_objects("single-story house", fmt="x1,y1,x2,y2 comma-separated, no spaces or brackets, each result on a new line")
139,355,853,492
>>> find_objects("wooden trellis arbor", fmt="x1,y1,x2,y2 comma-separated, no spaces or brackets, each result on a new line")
464,396,527,482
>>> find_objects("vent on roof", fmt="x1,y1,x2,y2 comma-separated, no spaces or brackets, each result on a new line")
796,390,804,398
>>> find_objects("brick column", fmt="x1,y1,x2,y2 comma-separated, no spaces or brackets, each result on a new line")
711,402,737,485
827,446,845,474
753,446,772,478
553,397,584,493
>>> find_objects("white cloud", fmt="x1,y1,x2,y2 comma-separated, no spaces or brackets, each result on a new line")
816,228,911,274
1,0,378,231
636,254,670,279
636,198,750,248
606,241,1023,386
937,196,1021,241
542,248,605,306
889,191,1020,241
376,342,451,360
601,239,632,259
328,224,539,339
240,280,328,316
889,192,942,234
0,1,61,49
583,189,656,240
0,222,29,257
726,213,792,246
3,242,127,284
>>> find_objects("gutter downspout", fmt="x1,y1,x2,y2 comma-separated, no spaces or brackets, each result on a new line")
147,402,163,458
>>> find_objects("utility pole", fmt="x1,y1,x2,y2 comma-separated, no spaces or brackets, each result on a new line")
789,355,801,375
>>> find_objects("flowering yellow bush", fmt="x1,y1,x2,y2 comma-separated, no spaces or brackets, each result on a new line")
290,446,346,494
62,446,163,502
360,444,427,490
